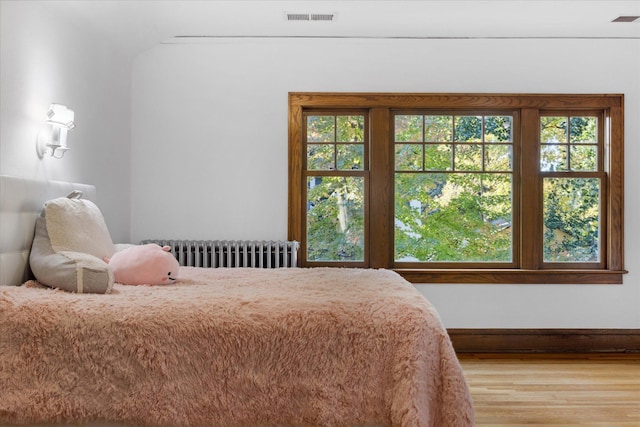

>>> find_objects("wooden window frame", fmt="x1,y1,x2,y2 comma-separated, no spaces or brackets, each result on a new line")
288,93,626,284
392,109,520,269
302,110,370,267
538,110,606,270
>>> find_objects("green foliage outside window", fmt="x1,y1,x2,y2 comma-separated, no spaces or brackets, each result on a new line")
543,178,600,262
304,111,601,266
395,173,512,262
306,176,364,261
394,114,513,263
540,116,601,262
306,114,366,262
540,116,597,171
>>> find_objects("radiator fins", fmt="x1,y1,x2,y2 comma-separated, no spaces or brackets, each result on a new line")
140,240,299,268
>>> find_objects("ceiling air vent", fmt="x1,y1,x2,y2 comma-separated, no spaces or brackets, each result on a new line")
285,12,337,22
287,13,310,21
611,16,640,22
310,13,335,21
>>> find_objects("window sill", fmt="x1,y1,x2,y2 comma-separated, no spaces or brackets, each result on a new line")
395,269,628,284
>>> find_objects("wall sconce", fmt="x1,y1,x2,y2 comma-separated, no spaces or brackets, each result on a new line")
36,103,75,159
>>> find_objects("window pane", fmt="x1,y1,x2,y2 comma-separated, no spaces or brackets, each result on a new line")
484,116,513,142
395,173,512,262
337,115,364,142
395,144,423,171
455,144,482,171
570,116,597,143
570,145,597,171
307,144,334,170
337,144,364,170
395,115,423,142
424,144,452,171
540,116,567,143
485,144,512,171
424,115,453,142
540,145,568,171
307,176,365,262
307,116,335,142
543,178,600,263
454,116,482,142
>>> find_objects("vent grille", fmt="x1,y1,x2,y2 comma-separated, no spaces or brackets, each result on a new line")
287,13,310,21
612,16,640,23
286,13,336,22
310,13,335,21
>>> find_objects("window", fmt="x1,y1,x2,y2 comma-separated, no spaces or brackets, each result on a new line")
305,112,368,264
539,113,604,267
288,93,626,284
393,112,516,266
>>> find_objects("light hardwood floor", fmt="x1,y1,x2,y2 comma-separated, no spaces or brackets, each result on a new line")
458,354,640,426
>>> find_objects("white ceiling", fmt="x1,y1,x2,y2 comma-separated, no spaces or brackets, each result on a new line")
40,0,640,58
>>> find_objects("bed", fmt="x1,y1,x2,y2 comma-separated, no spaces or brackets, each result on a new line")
0,176,474,427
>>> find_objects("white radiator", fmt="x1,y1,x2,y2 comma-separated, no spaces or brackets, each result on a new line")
140,240,299,268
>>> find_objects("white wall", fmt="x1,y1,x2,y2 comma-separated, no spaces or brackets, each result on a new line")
0,1,131,243
132,37,639,329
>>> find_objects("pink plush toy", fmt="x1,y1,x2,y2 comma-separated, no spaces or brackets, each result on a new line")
105,244,180,285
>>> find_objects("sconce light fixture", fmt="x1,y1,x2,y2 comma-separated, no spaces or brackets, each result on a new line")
36,103,75,159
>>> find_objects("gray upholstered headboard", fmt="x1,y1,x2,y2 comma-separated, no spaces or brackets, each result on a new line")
0,175,96,286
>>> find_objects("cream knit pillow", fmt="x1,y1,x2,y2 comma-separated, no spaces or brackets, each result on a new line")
29,195,116,293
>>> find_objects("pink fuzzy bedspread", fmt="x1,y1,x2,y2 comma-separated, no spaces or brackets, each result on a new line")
0,267,473,426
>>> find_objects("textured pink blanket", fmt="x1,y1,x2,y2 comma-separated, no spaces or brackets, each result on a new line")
0,267,473,426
